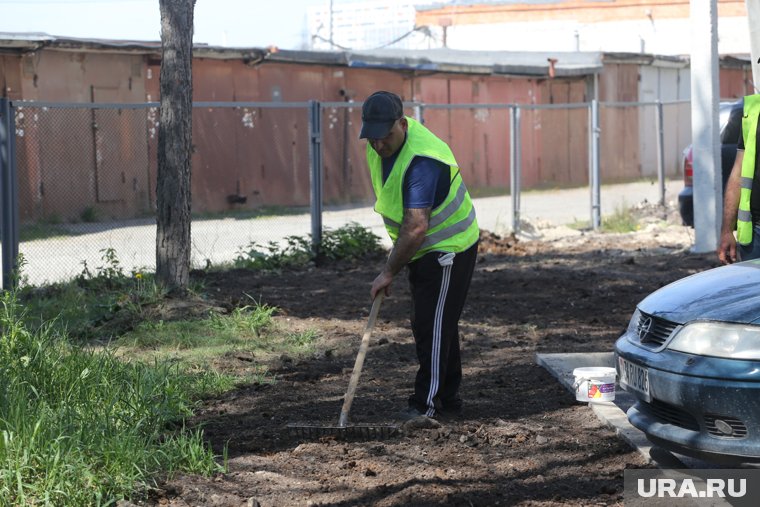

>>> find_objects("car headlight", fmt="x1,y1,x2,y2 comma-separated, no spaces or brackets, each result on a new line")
667,322,760,359
625,309,642,335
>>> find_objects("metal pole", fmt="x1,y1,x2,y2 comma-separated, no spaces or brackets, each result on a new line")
747,0,760,93
655,100,666,206
308,100,323,259
510,105,521,234
414,103,424,123
690,0,721,252
1,98,19,291
590,99,601,230
329,0,334,49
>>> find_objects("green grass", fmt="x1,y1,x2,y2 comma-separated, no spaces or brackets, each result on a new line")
0,291,223,506
601,203,639,233
191,205,311,221
114,300,319,385
6,223,377,503
19,222,81,242
567,202,640,233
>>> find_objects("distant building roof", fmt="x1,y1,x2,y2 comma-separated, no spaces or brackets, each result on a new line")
343,48,604,76
416,0,566,11
0,32,746,79
0,31,161,52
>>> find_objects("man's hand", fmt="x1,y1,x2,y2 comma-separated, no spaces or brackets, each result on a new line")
718,150,744,265
718,230,737,264
369,207,430,301
370,269,394,300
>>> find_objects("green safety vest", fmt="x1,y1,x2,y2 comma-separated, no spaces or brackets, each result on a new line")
736,95,760,245
367,117,479,261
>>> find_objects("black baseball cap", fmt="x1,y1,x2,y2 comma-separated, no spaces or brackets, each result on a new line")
359,91,404,139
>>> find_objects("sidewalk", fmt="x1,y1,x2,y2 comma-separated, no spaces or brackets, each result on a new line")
13,178,682,286
474,178,679,236
537,351,730,470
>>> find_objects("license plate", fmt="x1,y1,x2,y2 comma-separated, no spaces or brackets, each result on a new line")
618,356,650,401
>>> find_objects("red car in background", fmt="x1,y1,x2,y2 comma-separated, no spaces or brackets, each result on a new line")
678,98,744,227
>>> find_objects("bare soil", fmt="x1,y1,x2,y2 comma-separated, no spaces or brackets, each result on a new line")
137,204,719,507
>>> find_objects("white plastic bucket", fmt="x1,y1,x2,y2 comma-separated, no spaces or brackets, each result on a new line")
573,367,616,403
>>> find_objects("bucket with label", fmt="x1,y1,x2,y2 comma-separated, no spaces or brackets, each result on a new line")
572,367,616,403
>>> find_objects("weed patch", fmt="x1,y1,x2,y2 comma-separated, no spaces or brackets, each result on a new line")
0,291,222,505
234,222,383,270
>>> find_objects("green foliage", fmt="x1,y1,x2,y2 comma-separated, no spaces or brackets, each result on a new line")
82,247,126,284
286,329,319,348
19,223,77,242
21,250,167,342
320,222,383,261
601,203,639,233
0,290,223,506
234,222,383,270
566,203,640,233
233,236,313,270
117,301,318,383
80,206,99,223
7,242,337,503
208,299,276,337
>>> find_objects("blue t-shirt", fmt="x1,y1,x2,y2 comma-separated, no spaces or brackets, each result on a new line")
381,138,449,209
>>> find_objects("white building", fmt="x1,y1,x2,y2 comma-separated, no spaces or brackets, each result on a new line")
308,0,749,57
308,0,432,50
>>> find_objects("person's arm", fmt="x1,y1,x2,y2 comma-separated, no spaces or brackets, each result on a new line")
718,149,745,264
370,207,430,300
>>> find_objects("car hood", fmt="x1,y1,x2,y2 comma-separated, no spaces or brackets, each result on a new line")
638,260,760,325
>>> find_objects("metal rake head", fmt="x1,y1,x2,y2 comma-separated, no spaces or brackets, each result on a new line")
286,422,400,441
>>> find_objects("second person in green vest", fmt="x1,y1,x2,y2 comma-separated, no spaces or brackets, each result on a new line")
719,93,760,264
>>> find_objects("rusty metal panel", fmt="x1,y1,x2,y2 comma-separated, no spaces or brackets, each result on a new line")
598,63,641,182
0,54,23,99
12,50,152,222
195,59,236,100
190,104,312,213
412,74,545,193
1,54,38,221
191,105,237,212
719,67,751,99
535,78,589,187
39,107,95,221
10,44,740,223
471,77,521,191
15,106,47,222
91,86,151,212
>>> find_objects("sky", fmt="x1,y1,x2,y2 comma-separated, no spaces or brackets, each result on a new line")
0,0,336,49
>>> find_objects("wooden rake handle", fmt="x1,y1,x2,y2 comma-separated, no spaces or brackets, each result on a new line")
337,294,384,427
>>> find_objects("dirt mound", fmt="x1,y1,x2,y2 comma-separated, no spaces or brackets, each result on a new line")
138,209,718,506
478,230,541,256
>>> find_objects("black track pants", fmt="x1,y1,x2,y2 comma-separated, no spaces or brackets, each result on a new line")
407,241,478,416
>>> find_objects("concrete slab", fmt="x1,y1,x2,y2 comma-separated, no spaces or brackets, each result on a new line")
536,351,688,468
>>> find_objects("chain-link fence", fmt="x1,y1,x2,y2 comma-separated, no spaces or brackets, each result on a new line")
0,98,691,288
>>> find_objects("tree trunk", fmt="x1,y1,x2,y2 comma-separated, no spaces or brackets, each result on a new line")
156,0,194,294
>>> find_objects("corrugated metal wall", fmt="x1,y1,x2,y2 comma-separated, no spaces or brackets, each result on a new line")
8,51,153,223
598,63,642,182
0,48,751,223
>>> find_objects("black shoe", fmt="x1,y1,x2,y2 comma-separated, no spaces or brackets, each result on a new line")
438,404,463,420
395,406,430,421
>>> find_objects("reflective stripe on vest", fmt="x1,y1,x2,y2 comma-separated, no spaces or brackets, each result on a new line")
367,117,479,260
382,181,468,230
736,95,760,245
